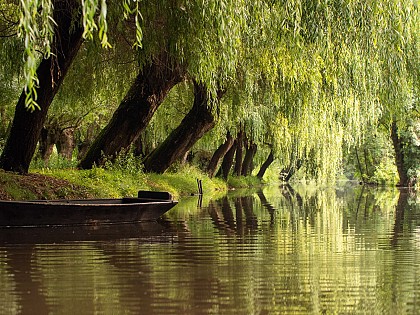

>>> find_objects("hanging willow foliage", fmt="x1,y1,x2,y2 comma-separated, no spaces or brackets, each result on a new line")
17,0,144,111
18,0,54,110
9,0,418,181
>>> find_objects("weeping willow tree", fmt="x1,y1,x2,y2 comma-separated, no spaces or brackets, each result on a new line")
79,0,249,169
1,0,418,181
92,0,419,181
197,0,419,183
0,0,143,173
373,0,420,187
0,0,85,173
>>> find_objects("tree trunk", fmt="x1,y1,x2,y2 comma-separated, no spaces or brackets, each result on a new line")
391,120,409,187
355,148,364,182
219,141,237,179
38,127,56,162
241,142,257,176
79,53,185,169
281,159,303,182
0,0,83,173
233,130,244,176
206,131,234,177
77,122,100,160
57,128,76,159
0,107,7,137
143,81,220,174
257,150,274,179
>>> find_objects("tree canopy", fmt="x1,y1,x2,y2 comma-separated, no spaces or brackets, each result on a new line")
0,0,419,184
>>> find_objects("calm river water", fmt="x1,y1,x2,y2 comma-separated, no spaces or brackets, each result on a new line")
0,184,419,314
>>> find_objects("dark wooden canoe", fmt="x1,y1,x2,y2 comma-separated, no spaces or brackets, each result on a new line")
0,190,178,227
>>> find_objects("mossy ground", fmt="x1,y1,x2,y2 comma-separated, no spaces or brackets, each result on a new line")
0,170,93,200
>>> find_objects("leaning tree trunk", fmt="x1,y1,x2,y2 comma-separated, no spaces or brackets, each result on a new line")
79,53,185,169
0,0,83,173
241,142,257,176
257,150,274,179
233,130,244,176
143,82,222,174
391,120,409,187
207,131,234,177
281,158,303,182
218,140,237,179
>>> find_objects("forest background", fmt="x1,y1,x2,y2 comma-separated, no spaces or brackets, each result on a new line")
0,0,419,199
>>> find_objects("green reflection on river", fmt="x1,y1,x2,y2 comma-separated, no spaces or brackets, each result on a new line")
0,184,419,314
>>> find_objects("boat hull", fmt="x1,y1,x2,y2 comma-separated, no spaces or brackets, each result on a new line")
0,197,178,227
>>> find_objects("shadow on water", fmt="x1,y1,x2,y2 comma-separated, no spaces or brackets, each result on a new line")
0,221,185,314
1,185,419,315
0,221,177,245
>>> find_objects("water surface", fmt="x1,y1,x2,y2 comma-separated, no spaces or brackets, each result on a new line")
0,184,419,314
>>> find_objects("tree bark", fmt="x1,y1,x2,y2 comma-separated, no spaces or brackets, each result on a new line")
257,150,274,179
0,107,7,138
391,120,409,187
0,0,83,173
233,130,244,176
241,141,257,176
79,53,185,169
143,81,220,174
38,127,57,162
206,131,234,178
219,141,237,179
57,128,76,159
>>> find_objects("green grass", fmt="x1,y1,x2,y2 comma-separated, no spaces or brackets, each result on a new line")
227,175,263,189
4,181,38,200
37,163,228,200
26,152,273,200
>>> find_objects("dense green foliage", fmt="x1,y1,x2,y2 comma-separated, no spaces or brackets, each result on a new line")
0,0,419,186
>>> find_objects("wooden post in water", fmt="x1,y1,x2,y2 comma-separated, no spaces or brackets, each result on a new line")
196,179,203,195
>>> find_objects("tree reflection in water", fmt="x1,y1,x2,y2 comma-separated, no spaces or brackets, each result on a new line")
0,186,419,314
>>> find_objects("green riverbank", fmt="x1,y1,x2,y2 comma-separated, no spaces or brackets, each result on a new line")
0,166,263,201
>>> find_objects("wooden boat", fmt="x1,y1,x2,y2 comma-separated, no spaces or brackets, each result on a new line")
0,190,178,227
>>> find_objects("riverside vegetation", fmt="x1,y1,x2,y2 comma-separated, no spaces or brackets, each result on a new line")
0,151,267,201
0,0,419,190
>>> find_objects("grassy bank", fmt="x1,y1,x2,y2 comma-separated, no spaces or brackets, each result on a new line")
0,165,240,201
39,165,228,200
0,150,275,200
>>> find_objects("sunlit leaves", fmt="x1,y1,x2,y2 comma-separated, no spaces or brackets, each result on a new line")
18,0,54,111
121,0,143,49
10,0,419,182
17,0,144,110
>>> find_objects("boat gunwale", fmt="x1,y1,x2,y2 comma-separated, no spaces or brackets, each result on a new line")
0,198,177,207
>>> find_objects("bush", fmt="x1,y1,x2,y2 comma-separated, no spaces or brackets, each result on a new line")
371,162,399,186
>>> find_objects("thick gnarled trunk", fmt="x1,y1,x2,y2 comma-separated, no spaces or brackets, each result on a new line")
257,150,274,179
233,130,244,176
207,132,234,177
0,0,83,173
391,120,409,187
79,54,185,169
241,141,257,176
143,82,220,174
218,141,237,179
